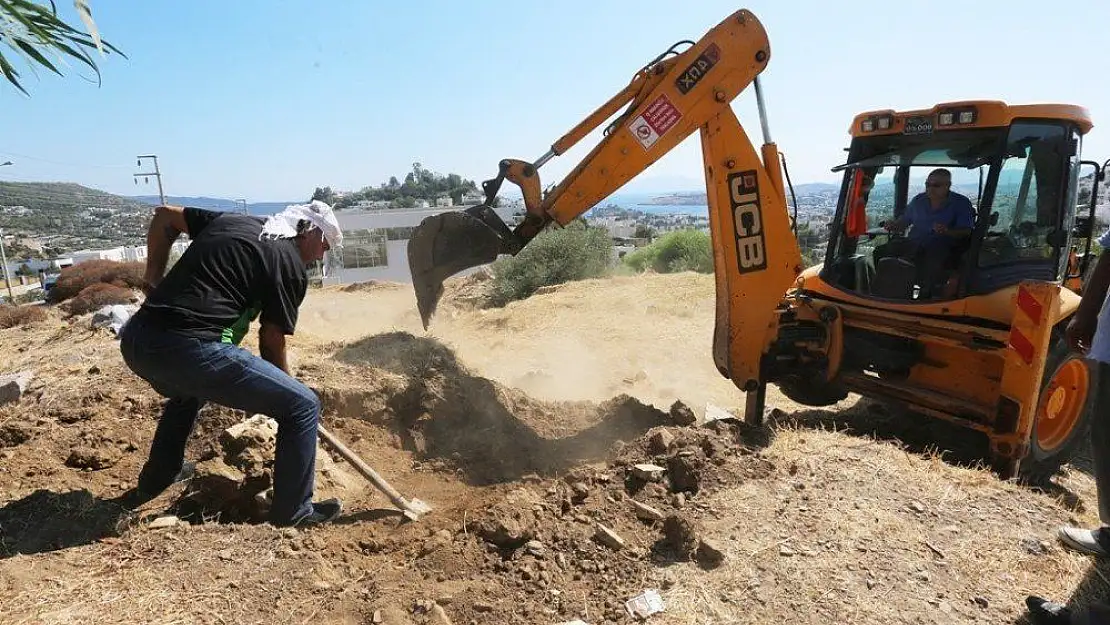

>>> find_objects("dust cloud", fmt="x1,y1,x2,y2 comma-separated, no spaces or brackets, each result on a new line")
295,274,760,413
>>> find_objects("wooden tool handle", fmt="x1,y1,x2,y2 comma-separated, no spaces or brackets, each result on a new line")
317,424,411,511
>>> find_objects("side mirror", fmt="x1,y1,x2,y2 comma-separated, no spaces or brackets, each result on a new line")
1046,228,1068,248
1074,215,1092,238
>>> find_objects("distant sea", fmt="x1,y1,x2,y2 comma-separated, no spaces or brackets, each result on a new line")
590,192,708,216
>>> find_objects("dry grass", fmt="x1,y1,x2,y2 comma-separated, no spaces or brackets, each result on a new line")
652,420,1106,624
62,283,136,316
47,260,144,303
0,303,49,329
0,523,368,625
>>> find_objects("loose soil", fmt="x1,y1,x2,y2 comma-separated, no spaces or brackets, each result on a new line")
0,272,1106,624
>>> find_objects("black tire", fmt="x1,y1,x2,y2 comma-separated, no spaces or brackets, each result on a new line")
775,376,849,407
1018,330,1098,483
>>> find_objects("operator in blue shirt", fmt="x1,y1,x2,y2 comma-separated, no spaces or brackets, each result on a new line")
885,168,975,247
883,168,976,296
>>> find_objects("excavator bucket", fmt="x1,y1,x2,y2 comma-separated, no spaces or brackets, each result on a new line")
407,204,515,329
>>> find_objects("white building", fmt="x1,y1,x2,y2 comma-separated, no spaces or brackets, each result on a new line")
70,246,128,264
327,205,514,284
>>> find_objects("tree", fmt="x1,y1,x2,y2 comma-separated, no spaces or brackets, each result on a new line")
0,1,124,95
311,186,337,204
488,219,614,306
633,224,655,239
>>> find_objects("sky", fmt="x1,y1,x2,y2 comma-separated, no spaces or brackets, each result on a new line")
1,0,1109,202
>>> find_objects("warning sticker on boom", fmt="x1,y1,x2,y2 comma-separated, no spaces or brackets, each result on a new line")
628,94,682,150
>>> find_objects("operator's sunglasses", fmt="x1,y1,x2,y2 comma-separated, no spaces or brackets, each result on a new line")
925,182,948,188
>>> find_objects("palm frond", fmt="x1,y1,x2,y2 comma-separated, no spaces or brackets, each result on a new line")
0,0,123,95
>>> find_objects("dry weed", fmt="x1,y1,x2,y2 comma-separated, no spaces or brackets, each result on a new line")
0,303,48,329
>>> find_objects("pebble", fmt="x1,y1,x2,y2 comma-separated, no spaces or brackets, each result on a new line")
147,515,179,529
594,523,626,550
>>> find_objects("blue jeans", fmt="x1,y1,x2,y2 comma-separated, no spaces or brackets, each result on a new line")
118,309,320,526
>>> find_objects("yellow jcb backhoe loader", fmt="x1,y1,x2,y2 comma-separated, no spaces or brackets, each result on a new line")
406,8,1106,482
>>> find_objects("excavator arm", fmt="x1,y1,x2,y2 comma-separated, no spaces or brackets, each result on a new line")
408,8,803,400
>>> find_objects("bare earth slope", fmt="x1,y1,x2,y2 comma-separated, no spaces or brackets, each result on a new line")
0,272,1106,624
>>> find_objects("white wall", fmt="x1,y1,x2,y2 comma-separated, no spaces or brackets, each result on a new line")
328,239,488,284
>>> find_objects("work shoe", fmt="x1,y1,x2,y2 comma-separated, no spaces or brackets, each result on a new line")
119,461,197,509
1058,526,1110,557
294,498,343,528
1025,596,1071,625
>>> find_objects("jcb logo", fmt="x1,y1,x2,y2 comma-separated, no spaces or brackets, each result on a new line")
729,170,766,273
675,43,721,95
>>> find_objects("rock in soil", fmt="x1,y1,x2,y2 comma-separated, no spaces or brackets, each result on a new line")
466,488,542,548
147,515,179,529
668,400,697,426
667,454,704,493
175,415,360,522
630,499,665,522
429,604,453,624
696,538,726,568
65,445,120,470
594,523,626,550
0,421,34,448
662,513,699,558
649,429,676,454
631,463,666,481
0,371,33,407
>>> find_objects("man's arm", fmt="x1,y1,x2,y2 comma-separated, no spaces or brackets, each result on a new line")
1068,250,1110,353
934,198,974,238
143,205,188,294
258,322,290,373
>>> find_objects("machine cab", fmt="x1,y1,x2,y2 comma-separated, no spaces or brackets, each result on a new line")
820,101,1096,303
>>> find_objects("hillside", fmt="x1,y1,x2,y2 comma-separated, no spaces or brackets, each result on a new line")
0,185,303,259
0,272,1104,624
0,182,152,256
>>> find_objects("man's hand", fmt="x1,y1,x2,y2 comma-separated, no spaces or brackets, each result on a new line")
258,322,290,374
933,222,948,235
1066,314,1097,354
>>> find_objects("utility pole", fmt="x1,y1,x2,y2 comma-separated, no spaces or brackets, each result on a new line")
0,161,13,302
0,227,13,303
134,155,166,206
236,199,248,215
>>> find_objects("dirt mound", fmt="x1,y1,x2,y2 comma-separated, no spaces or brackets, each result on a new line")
325,331,675,484
403,416,775,623
439,267,493,310
170,414,364,523
339,280,403,293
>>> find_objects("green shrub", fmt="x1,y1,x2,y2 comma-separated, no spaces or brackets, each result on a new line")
622,229,713,274
488,220,614,306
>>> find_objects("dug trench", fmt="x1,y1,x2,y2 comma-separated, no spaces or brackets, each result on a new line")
286,331,780,622
303,331,781,624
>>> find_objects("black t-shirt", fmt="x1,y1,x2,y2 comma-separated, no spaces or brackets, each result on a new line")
137,207,308,343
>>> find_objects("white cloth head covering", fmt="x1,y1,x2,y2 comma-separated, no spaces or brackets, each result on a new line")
259,200,343,248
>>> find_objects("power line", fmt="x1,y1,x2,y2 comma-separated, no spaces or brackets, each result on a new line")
0,150,131,170
133,155,166,206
